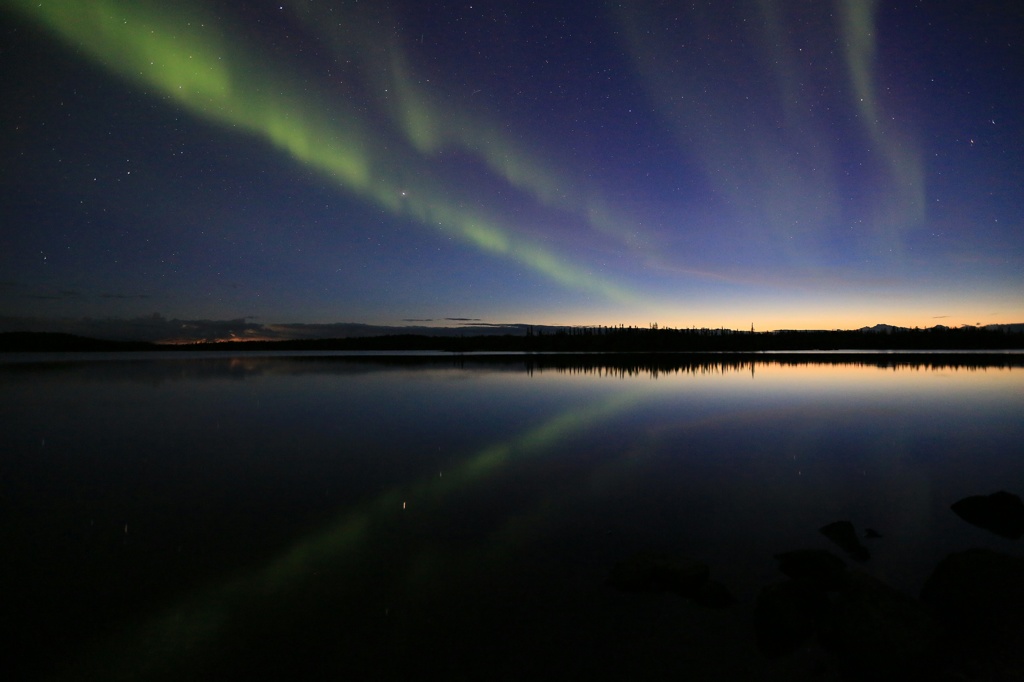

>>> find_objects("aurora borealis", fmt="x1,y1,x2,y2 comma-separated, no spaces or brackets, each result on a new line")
2,0,1021,337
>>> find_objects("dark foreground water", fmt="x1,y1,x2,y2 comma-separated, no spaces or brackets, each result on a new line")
2,352,1023,680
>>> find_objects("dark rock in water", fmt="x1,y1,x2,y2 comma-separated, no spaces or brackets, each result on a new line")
757,565,937,675
863,528,882,539
775,549,847,592
921,548,1024,676
823,570,938,678
819,520,871,561
690,579,735,609
754,580,828,658
950,490,1024,539
607,551,710,597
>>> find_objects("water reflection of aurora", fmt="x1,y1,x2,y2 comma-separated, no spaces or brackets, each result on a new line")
70,390,642,679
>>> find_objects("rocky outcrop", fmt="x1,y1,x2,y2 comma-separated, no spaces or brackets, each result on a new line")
951,491,1024,539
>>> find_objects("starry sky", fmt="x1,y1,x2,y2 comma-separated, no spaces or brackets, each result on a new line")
2,0,1022,340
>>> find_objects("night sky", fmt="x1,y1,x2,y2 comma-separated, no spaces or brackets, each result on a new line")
2,1,1022,340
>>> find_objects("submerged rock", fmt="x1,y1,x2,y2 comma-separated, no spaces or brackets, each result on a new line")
754,579,828,658
824,570,938,678
607,551,710,598
950,490,1024,539
774,549,847,592
758,559,938,676
921,548,1024,676
690,579,735,609
819,520,871,561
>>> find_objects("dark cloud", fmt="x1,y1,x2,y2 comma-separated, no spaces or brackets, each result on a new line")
20,288,151,302
263,321,531,340
26,290,82,300
458,322,520,327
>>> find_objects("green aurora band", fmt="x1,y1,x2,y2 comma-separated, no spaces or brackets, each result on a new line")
8,0,638,304
617,0,924,260
283,0,653,252
837,0,925,239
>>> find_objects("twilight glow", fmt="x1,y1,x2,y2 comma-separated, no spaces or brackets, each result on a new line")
1,0,1021,336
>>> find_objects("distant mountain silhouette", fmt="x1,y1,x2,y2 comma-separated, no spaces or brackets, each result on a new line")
860,322,1024,334
858,323,907,333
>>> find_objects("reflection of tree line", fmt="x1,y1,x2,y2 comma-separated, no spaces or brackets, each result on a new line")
218,352,1024,375
521,360,758,379
307,353,1020,375
518,355,1024,376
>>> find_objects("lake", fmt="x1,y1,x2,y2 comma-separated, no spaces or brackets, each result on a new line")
3,352,1023,680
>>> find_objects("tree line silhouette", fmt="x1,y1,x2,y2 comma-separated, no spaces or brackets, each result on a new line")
2,324,1022,353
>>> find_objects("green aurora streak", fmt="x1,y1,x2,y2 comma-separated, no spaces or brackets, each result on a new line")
617,0,924,259
837,0,925,237
282,0,653,252
9,0,638,304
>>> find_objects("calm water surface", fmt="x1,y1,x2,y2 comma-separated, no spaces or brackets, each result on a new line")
2,353,1023,680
